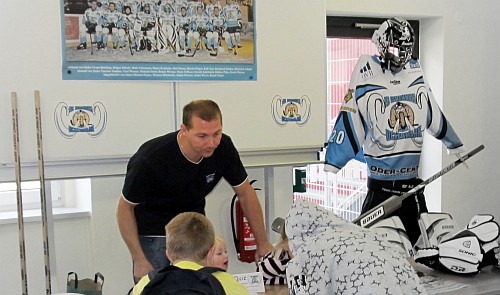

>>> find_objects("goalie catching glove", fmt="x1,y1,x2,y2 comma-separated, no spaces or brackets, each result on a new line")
415,214,499,274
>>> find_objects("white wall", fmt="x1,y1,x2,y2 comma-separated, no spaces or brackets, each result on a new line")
437,1,500,227
0,0,326,177
2,0,500,294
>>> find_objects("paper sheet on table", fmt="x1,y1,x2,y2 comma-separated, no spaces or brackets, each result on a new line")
233,272,265,293
417,272,468,294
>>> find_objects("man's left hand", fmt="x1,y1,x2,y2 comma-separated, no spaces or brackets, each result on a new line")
255,241,274,263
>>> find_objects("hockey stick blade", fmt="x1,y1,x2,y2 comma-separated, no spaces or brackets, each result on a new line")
178,51,195,57
178,46,198,57
353,144,485,228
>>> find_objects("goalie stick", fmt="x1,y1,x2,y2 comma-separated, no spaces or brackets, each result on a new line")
35,91,52,295
11,92,29,295
126,28,134,55
353,144,485,228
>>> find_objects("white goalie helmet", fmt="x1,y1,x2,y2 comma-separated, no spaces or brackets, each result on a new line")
372,17,415,73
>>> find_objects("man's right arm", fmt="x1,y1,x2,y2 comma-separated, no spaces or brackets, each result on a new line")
116,195,153,282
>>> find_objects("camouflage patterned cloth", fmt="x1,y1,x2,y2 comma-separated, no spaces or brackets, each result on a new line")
285,200,427,295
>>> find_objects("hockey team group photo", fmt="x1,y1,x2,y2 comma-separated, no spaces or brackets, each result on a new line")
62,0,255,64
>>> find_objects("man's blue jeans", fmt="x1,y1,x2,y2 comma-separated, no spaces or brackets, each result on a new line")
135,236,170,281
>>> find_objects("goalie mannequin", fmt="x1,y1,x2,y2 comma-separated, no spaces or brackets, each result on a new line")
323,17,466,245
415,214,500,274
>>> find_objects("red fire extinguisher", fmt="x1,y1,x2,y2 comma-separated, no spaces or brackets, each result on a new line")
231,180,260,263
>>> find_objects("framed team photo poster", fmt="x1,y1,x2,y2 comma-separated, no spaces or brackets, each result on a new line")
60,0,256,81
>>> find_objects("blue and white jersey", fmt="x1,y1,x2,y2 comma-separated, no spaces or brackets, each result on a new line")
324,54,465,181
83,7,103,24
187,0,204,16
113,0,125,13
137,9,156,28
192,12,209,31
209,13,225,31
102,8,123,26
158,10,176,27
97,0,109,10
122,11,138,29
141,0,158,12
205,1,222,17
176,13,191,30
157,0,175,14
221,2,240,28
171,0,189,15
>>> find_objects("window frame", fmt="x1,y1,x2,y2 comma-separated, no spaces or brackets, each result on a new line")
0,178,91,223
326,16,420,59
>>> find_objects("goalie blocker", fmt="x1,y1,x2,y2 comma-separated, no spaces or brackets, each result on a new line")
415,214,500,274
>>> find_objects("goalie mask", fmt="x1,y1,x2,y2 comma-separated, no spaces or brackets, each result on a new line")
372,17,415,73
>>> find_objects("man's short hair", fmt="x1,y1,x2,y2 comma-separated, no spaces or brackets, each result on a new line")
182,100,222,129
166,212,215,262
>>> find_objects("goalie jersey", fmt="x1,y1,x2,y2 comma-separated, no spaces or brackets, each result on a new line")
324,55,464,181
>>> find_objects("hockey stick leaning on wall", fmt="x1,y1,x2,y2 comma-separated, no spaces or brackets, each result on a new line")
11,92,29,295
35,91,52,295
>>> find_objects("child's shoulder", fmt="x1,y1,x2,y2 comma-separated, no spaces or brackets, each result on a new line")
213,271,250,295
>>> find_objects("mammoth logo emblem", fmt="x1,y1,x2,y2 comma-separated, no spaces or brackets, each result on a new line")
271,95,311,127
54,102,107,138
388,102,415,131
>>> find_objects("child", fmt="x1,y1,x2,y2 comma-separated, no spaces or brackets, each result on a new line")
257,218,292,285
132,212,249,295
285,200,427,295
212,234,229,271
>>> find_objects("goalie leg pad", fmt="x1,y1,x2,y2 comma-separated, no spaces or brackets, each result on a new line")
439,257,480,274
438,230,482,274
414,212,459,250
370,216,413,257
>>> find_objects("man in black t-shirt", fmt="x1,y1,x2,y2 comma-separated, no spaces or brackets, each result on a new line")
116,99,273,283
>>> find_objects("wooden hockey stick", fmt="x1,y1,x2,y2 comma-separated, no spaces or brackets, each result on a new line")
89,32,94,56
34,90,52,295
353,145,485,228
12,92,29,295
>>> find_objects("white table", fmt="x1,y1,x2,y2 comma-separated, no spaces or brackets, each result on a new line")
257,264,500,295
412,263,500,295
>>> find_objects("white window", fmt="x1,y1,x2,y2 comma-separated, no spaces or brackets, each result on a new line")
293,37,374,221
0,179,91,223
